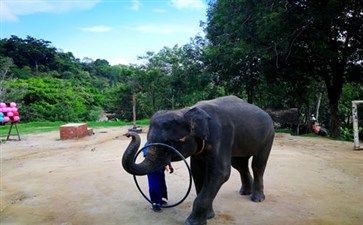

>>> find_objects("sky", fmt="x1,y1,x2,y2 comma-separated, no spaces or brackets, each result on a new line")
0,0,208,65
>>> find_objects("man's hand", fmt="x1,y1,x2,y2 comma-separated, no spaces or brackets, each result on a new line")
167,164,174,174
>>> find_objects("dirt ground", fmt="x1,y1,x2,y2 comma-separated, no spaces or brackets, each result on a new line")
1,126,362,225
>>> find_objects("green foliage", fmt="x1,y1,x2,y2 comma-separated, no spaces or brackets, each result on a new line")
0,56,15,101
133,43,221,117
0,6,362,141
339,84,363,125
5,77,103,122
102,83,133,119
340,127,353,141
0,35,57,73
205,0,363,137
337,83,363,141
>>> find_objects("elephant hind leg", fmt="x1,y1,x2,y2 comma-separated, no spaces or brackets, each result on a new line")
231,156,252,195
251,140,273,202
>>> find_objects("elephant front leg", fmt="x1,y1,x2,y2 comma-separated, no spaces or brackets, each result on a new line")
186,158,213,225
185,196,212,225
185,157,229,225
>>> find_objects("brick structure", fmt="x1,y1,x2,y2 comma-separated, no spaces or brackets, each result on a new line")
60,123,91,140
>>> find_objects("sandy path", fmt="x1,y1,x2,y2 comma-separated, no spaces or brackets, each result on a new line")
1,127,362,225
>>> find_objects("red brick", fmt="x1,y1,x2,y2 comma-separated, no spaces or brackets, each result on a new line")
60,123,89,140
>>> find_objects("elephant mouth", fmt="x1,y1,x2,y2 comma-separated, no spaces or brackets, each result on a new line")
195,139,206,155
169,137,207,160
146,145,171,162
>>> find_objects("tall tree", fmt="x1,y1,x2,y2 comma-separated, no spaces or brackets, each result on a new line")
205,0,363,137
299,0,363,137
205,0,265,103
0,36,57,74
0,57,14,100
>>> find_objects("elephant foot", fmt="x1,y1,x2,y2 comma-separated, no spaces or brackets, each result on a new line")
185,216,207,225
251,192,265,202
239,187,252,195
207,208,215,219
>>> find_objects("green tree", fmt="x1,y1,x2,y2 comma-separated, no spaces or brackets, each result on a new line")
205,0,266,103
134,42,217,115
0,36,57,74
52,51,82,76
6,77,102,122
103,83,133,119
0,56,15,101
205,0,363,137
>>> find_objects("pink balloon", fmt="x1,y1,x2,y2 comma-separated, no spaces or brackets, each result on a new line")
0,103,6,108
0,108,3,112
10,102,17,108
3,117,10,123
7,112,13,117
13,116,20,122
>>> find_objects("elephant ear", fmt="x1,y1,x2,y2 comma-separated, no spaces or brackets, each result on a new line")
184,107,211,141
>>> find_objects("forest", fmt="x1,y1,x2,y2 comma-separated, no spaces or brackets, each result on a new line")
0,0,362,139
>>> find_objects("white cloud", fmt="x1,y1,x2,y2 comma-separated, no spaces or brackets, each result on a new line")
0,3,18,22
0,0,100,22
170,0,206,10
129,0,141,11
80,26,112,32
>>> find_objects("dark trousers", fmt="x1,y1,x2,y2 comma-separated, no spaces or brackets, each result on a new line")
147,168,167,205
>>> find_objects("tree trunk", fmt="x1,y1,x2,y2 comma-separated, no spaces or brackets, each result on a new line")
35,61,39,74
328,100,341,138
315,92,322,121
325,70,343,138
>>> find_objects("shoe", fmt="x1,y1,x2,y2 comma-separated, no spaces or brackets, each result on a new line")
162,200,168,205
151,203,161,212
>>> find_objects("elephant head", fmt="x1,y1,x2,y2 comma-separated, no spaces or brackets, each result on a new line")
122,106,211,176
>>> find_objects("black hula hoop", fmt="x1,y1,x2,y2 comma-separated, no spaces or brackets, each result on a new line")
132,143,192,208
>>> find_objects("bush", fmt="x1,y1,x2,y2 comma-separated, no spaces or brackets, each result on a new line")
340,127,353,141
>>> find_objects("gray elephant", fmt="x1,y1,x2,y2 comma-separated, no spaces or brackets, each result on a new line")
122,95,274,225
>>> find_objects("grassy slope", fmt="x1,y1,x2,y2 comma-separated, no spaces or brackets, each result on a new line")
0,120,150,137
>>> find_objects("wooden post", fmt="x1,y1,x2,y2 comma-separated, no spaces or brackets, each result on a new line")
128,94,142,133
6,123,21,141
352,100,363,150
132,94,137,129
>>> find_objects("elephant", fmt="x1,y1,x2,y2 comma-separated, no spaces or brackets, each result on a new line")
122,95,275,225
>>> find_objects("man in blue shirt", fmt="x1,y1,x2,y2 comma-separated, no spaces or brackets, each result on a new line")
143,142,173,212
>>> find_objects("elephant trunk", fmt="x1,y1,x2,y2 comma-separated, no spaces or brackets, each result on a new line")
122,132,164,176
